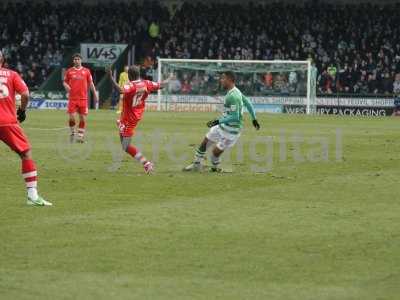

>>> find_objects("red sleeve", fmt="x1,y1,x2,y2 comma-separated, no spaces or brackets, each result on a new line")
86,69,93,84
13,72,28,94
145,80,160,92
64,69,70,84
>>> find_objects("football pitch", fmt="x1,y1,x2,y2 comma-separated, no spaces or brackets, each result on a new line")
0,110,399,299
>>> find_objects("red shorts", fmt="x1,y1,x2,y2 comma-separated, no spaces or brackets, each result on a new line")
68,100,88,115
0,125,31,154
117,120,137,138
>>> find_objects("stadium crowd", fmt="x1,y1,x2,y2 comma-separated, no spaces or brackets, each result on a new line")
1,1,400,96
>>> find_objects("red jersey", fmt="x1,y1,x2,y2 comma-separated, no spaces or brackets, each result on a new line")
120,80,160,125
64,67,93,101
0,68,28,126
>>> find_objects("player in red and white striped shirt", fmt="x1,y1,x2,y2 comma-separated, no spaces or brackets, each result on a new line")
0,51,51,206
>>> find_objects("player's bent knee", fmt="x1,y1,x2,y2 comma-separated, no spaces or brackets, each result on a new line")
19,149,32,160
120,138,131,152
213,146,224,157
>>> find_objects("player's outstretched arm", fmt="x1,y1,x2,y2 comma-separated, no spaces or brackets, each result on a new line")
157,73,174,90
158,81,167,89
243,96,260,130
145,79,169,92
159,78,172,89
107,67,123,94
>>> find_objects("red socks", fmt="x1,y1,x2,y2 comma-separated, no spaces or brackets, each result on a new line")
22,159,37,188
78,120,85,138
126,145,147,164
126,145,138,157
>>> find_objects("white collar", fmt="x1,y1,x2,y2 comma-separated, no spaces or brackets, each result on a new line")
227,86,236,94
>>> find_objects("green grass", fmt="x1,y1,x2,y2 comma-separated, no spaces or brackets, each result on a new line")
0,110,399,300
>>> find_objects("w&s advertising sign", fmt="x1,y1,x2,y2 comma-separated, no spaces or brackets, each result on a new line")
80,43,128,67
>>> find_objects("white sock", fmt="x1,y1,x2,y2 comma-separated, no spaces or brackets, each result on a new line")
211,154,221,168
27,188,38,200
77,128,85,138
134,152,147,165
194,148,206,164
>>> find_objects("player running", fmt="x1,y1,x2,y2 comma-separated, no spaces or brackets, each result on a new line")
107,65,165,174
63,53,98,143
0,51,52,206
183,71,260,172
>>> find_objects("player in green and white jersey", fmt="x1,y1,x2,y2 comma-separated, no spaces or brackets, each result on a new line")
183,71,260,172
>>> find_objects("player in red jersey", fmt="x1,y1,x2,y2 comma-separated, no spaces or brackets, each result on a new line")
63,53,98,143
107,65,166,174
0,51,51,206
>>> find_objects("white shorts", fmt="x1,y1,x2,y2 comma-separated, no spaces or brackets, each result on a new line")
206,125,240,150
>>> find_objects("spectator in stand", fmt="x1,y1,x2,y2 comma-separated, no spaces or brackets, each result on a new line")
354,75,369,95
148,20,160,39
393,73,400,95
368,73,379,94
25,70,39,90
168,73,181,93
319,70,337,94
273,74,287,93
263,73,273,90
288,71,298,93
381,71,393,95
181,80,192,94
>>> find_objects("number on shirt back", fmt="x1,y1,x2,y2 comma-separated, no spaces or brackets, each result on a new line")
132,86,147,107
0,81,9,100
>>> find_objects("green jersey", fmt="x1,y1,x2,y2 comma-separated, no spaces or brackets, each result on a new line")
218,86,257,134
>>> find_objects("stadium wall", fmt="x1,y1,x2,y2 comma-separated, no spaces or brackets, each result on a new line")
27,93,397,117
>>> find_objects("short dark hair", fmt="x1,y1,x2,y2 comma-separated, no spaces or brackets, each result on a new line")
223,71,235,82
128,65,140,81
72,53,82,59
